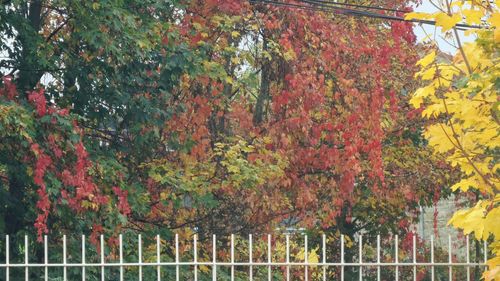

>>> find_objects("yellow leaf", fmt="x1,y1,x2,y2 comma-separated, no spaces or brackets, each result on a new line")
297,247,319,264
422,102,445,118
192,22,202,30
462,9,483,25
484,207,500,239
439,65,460,80
489,12,500,28
482,256,500,281
230,56,240,65
409,96,423,109
448,202,486,240
160,191,169,200
404,12,433,20
435,12,462,32
231,31,240,38
462,42,492,70
416,51,436,68
410,85,435,108
423,124,455,153
283,49,297,61
137,41,148,49
419,67,436,80
199,265,211,273
450,177,477,192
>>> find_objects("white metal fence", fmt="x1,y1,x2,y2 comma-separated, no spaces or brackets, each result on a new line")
1,233,488,280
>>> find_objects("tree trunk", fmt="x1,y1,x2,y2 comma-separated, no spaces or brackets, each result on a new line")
253,33,270,125
17,0,43,92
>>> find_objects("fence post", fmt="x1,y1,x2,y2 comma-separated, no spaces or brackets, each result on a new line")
156,234,161,281
212,234,216,281
5,235,9,281
119,234,123,281
249,234,253,281
395,235,399,281
322,234,326,281
25,235,28,281
305,235,308,281
430,235,434,281
448,234,452,281
44,235,48,281
484,240,487,263
231,234,235,281
377,235,380,281
358,235,362,281
194,234,198,281
63,235,67,281
82,235,86,281
341,235,345,281
413,234,417,281
483,240,488,276
175,234,179,281
101,235,105,281
138,234,142,281
286,234,290,281
466,235,470,281
268,234,272,281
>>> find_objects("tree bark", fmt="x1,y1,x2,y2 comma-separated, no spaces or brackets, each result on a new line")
253,33,270,125
17,0,44,92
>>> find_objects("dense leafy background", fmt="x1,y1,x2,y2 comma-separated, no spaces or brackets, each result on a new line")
0,0,468,279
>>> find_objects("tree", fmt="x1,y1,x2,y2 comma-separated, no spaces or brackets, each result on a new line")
406,1,500,279
1,1,456,279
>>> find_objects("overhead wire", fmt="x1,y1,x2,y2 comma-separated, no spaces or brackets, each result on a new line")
249,0,484,30
298,0,404,13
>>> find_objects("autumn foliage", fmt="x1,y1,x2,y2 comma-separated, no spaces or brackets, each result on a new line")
0,0,480,278
407,1,500,279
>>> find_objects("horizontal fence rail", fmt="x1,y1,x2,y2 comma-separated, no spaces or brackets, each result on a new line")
1,233,488,281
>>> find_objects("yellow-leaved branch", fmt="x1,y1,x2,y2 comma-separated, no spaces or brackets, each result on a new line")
407,1,500,279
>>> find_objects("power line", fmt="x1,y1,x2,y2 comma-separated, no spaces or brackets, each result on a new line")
250,0,484,30
267,0,484,30
298,0,405,13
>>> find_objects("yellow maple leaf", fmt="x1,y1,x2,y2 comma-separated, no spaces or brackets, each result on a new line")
296,247,320,264
419,67,436,80
424,124,456,153
422,102,445,118
231,31,240,38
448,202,486,240
489,12,500,28
462,42,492,70
450,177,478,192
462,9,483,25
410,85,435,108
483,256,500,281
435,12,462,32
416,51,436,67
484,208,500,238
404,12,433,20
